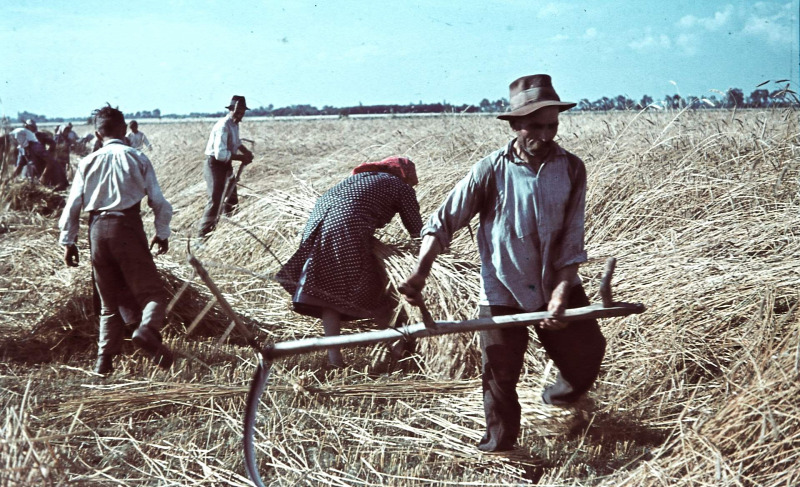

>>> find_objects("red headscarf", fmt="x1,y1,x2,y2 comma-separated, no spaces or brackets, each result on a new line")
352,156,418,187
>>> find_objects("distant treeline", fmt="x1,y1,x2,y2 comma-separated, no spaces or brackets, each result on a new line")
9,83,797,124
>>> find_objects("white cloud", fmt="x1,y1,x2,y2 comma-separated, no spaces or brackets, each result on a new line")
743,3,796,45
537,3,561,18
629,34,672,51
584,27,598,39
676,3,795,46
678,5,733,31
549,34,570,42
675,33,698,55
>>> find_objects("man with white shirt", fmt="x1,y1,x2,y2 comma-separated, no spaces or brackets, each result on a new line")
126,120,152,150
197,95,254,239
10,123,43,181
59,104,174,376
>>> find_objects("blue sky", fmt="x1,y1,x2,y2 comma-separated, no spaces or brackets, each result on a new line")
1,0,797,118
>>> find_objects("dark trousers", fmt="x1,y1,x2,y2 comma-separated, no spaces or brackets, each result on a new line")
198,156,238,238
16,150,38,181
89,207,166,357
477,284,606,451
29,142,67,190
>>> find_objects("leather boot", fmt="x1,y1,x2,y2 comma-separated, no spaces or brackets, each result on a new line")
132,326,174,370
94,355,114,376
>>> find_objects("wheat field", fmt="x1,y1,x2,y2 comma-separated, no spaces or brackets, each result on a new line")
1,107,799,486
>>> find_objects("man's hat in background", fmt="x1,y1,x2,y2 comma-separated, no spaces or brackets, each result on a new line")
226,95,250,110
497,74,576,120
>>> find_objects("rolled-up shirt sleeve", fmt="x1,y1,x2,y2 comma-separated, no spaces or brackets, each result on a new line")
208,122,232,162
139,154,173,240
58,168,86,245
422,159,489,248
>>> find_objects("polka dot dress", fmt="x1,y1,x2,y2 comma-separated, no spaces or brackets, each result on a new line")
276,172,422,320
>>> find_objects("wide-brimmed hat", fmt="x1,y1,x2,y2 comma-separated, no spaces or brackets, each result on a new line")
497,74,576,120
24,119,37,129
226,95,250,110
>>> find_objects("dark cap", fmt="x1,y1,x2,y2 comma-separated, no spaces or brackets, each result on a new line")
226,95,250,110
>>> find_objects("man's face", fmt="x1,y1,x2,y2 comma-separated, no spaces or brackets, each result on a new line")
232,104,246,123
514,106,560,158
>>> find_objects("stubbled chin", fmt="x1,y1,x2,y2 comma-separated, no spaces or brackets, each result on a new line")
523,141,550,157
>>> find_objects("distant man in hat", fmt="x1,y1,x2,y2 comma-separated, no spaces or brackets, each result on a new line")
126,120,152,151
58,104,174,376
400,75,606,452
197,95,255,239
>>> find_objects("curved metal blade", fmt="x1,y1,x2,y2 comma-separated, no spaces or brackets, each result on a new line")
243,351,272,487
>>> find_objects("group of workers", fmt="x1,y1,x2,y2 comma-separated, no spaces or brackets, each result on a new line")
8,118,152,191
9,119,72,190
54,74,605,454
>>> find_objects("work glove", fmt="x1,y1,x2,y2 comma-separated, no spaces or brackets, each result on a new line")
64,244,79,267
149,236,169,255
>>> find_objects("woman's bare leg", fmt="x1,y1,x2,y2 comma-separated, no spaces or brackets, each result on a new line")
321,308,344,367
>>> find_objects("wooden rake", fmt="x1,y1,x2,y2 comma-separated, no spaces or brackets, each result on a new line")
187,254,644,487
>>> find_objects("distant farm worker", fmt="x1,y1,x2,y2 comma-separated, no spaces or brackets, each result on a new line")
276,157,423,368
54,122,78,178
9,120,66,189
9,122,44,181
126,120,152,150
58,104,174,376
400,75,606,452
27,120,69,190
197,95,255,239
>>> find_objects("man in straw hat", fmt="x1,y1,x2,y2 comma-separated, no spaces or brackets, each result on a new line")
59,104,174,376
400,74,606,452
197,95,255,239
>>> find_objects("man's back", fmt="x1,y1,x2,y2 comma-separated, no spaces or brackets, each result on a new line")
127,131,150,150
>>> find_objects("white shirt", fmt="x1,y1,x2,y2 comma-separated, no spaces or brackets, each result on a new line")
11,128,39,148
204,113,241,163
58,139,172,245
126,131,152,150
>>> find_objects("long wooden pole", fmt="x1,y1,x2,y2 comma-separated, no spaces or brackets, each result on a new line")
187,252,261,350
188,253,644,361
262,301,645,360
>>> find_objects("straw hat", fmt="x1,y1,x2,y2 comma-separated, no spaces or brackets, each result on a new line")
497,74,576,120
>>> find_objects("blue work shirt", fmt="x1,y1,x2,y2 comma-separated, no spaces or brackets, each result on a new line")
423,140,588,311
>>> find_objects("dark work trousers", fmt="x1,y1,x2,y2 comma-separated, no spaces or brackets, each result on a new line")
16,151,39,181
89,205,166,358
477,284,606,452
198,156,238,238
29,141,67,190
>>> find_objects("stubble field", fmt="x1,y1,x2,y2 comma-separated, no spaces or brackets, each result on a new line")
1,107,799,486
